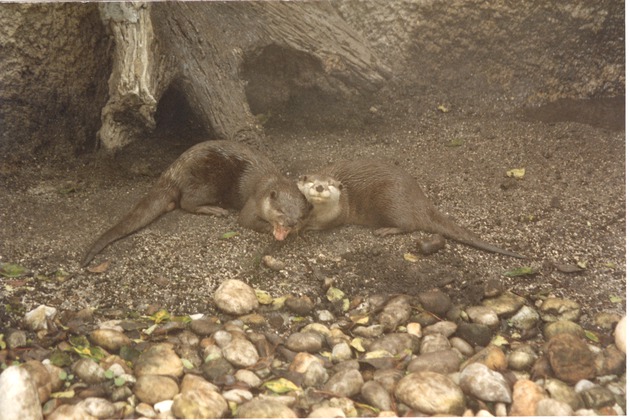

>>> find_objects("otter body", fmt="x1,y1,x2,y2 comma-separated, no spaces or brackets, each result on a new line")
298,160,525,259
82,140,309,266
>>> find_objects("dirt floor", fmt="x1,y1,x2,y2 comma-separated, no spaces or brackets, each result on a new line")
0,78,625,329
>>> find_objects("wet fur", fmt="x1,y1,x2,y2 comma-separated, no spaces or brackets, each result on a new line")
82,140,309,266
298,160,526,259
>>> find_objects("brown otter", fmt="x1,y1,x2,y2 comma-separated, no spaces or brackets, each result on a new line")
298,160,526,259
82,140,310,266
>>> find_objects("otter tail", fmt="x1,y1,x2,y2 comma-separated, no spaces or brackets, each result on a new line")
424,207,527,259
81,182,179,267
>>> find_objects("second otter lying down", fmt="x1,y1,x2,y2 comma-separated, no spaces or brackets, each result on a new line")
298,160,526,259
82,140,310,266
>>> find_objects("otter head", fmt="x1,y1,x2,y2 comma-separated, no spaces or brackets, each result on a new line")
297,175,343,205
262,185,311,241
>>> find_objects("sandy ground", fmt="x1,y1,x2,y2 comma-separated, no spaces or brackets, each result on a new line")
0,80,625,328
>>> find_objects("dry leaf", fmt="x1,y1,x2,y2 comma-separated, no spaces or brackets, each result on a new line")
87,260,110,273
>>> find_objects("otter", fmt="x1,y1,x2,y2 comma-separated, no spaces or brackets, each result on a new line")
82,140,310,266
298,160,526,259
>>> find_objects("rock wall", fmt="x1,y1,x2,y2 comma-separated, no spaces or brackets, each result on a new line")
0,3,110,160
335,0,624,106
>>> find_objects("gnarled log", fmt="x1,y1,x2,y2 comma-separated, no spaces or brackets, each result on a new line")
97,1,390,151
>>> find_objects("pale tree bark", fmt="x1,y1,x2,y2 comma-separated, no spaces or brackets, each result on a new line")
97,1,391,151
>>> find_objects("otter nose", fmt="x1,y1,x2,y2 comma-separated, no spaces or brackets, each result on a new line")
315,185,324,193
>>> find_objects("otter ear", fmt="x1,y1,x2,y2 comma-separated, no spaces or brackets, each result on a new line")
269,190,278,200
338,182,344,191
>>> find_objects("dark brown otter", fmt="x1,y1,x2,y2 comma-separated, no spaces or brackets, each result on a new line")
298,160,526,259
82,140,310,266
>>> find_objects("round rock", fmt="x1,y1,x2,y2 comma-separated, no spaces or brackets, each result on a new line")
614,316,626,353
408,349,461,374
237,399,297,418
547,333,596,384
459,362,512,403
172,389,228,419
133,375,179,405
465,306,500,328
222,338,259,368
213,279,259,315
324,369,364,397
395,371,465,415
134,343,184,378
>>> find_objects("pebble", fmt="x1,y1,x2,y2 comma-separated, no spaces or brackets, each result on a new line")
134,343,184,378
73,358,107,384
213,279,259,315
546,333,596,383
378,295,411,331
222,337,260,367
507,348,537,371
509,305,540,330
285,295,315,315
449,336,475,356
324,369,364,397
580,385,617,409
456,322,492,347
539,297,581,322
420,333,451,353
408,349,461,374
535,397,574,416
134,374,179,404
361,380,392,411
459,363,512,403
237,398,297,418
286,332,325,353
509,379,546,416
368,333,419,355
463,345,507,371
48,404,95,420
0,365,43,420
20,360,53,403
594,312,621,329
290,352,329,387
543,378,584,410
465,306,500,328
5,329,27,349
395,371,465,415
543,320,584,339
88,329,132,352
172,388,228,419
482,292,525,316
235,369,263,388
23,305,57,332
332,342,354,362
77,397,118,419
614,315,626,353
424,320,457,337
417,290,453,316
308,406,346,418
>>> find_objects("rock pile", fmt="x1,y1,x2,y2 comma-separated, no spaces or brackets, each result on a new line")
0,278,625,418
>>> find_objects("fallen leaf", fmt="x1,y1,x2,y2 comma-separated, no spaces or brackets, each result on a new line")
0,263,28,278
446,138,464,147
491,335,509,347
403,253,419,262
437,104,449,113
504,266,536,277
255,290,274,305
506,168,526,179
326,287,345,302
584,330,599,343
87,261,110,273
262,377,301,394
220,231,239,240
609,295,623,303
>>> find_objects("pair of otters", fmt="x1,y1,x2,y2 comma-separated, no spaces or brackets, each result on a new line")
81,140,525,266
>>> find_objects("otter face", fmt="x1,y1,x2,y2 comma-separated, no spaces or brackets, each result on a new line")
297,175,343,205
263,187,311,240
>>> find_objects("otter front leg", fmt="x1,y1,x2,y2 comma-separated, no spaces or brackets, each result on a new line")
374,227,406,236
193,206,230,217
238,198,273,234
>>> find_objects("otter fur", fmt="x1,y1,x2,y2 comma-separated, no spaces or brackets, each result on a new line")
82,140,310,266
298,160,525,259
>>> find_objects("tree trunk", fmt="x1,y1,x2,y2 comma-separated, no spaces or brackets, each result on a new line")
98,1,391,151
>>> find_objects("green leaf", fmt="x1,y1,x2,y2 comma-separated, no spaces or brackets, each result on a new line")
51,389,75,399
255,290,274,305
58,370,68,381
0,263,28,278
262,378,300,394
114,377,127,387
609,295,623,303
491,335,509,347
220,231,239,240
50,350,73,367
104,370,115,379
584,330,599,343
181,358,194,370
0,334,5,351
506,168,526,179
326,287,345,302
446,138,464,147
146,309,171,324
504,266,536,277
69,336,90,348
